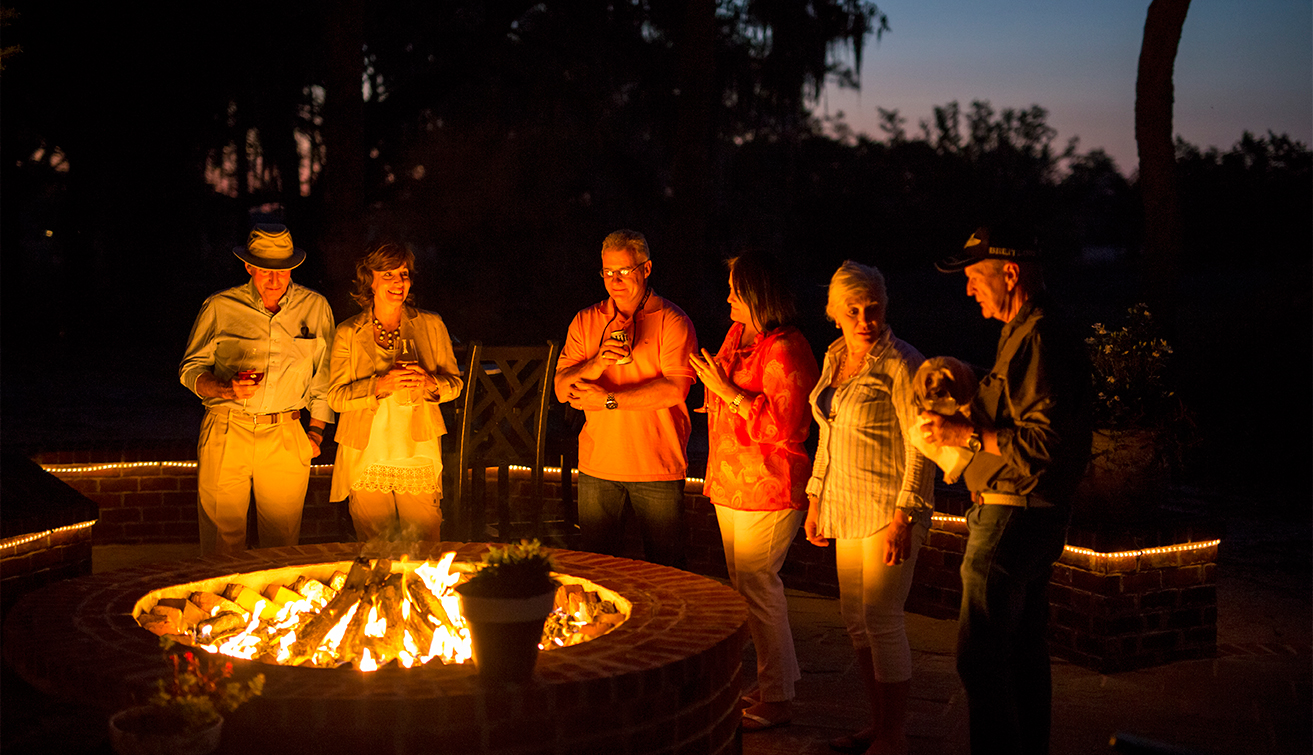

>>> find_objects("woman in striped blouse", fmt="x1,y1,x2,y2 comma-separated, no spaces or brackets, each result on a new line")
804,261,935,755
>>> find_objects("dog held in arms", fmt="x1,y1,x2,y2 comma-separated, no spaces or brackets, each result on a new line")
910,356,980,483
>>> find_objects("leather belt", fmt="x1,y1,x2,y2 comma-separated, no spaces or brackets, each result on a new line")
214,408,301,425
975,492,1054,508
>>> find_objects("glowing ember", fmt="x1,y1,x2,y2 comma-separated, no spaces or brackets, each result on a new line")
134,551,627,672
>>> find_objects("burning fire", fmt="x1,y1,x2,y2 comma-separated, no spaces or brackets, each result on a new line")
135,551,625,671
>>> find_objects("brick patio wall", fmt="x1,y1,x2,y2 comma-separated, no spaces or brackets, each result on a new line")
26,454,1219,673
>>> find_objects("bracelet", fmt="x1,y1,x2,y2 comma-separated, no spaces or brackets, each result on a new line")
730,393,744,410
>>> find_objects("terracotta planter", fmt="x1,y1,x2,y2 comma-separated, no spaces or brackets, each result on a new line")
456,590,556,683
108,706,223,755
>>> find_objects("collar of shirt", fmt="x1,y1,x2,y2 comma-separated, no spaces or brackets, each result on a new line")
823,324,894,374
999,295,1041,343
243,279,297,314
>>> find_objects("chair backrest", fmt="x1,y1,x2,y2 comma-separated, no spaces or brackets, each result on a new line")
448,341,562,541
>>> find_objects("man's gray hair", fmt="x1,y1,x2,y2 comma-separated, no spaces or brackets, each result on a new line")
601,229,650,262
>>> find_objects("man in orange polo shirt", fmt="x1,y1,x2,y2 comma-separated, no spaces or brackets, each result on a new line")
554,229,698,568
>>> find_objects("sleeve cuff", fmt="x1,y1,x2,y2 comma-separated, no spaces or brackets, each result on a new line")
895,490,932,514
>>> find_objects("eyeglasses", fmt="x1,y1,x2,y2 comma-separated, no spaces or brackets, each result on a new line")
599,263,647,279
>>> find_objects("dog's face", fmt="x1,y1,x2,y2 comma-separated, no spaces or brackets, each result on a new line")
914,357,978,416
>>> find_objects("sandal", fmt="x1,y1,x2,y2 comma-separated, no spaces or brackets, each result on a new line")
738,686,761,709
829,730,875,753
740,702,792,732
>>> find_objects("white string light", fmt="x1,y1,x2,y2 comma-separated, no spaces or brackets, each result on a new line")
37,461,1219,561
0,520,97,551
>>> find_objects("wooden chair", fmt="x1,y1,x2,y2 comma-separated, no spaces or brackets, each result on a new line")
445,341,570,543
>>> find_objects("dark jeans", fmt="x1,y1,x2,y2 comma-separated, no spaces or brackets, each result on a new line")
957,503,1069,755
578,473,687,569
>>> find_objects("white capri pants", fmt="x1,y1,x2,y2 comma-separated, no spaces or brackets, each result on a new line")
714,504,804,703
835,522,927,683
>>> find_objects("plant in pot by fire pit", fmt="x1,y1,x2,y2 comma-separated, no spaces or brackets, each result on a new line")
454,539,561,683
109,637,265,755
1078,303,1192,518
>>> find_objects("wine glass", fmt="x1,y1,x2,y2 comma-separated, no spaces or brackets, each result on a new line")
393,338,419,405
235,345,266,409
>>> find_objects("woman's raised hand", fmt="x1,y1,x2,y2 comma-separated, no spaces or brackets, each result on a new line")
689,348,733,399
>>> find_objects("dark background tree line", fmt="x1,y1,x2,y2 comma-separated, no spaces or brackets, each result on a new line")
2,0,1308,504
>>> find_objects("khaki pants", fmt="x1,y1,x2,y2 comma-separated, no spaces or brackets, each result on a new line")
197,409,312,555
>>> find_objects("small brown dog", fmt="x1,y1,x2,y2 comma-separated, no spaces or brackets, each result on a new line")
911,357,979,483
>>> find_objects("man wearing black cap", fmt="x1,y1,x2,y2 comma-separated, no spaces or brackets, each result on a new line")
180,224,336,555
920,227,1091,755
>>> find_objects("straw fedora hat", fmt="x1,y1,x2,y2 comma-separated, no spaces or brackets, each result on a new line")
232,224,306,270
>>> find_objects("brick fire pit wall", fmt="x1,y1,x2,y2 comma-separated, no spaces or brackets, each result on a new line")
34,454,1220,673
4,542,749,755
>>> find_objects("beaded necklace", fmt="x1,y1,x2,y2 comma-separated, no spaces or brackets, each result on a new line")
373,315,402,349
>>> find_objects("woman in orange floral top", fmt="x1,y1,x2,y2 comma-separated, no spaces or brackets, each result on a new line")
689,251,819,732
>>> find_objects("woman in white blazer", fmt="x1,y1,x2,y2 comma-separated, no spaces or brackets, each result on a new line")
328,243,463,541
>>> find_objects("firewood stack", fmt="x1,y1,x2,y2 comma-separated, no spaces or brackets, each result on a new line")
134,553,627,671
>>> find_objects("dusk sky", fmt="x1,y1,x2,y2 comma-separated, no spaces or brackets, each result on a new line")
816,0,1313,174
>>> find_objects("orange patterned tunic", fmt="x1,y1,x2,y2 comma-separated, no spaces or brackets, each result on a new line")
703,323,820,511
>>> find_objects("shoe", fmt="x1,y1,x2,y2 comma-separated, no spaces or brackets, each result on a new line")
829,731,875,753
738,686,761,709
741,702,792,732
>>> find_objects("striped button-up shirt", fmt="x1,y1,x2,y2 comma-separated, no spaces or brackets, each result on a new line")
806,327,935,539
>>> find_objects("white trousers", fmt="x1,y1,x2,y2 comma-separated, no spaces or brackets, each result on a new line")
197,410,311,555
715,505,804,703
348,489,443,542
835,523,927,683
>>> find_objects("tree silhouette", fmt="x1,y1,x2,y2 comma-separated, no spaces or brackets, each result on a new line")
1135,0,1190,332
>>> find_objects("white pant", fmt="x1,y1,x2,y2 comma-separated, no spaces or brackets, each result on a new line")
715,505,804,703
348,489,443,542
197,410,312,555
835,524,927,683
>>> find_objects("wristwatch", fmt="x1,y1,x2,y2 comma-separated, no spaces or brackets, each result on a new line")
605,393,618,410
965,430,983,454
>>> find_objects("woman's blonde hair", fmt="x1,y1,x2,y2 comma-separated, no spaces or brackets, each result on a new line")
825,260,888,322
351,242,417,309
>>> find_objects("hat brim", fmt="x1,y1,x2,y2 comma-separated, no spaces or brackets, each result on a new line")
934,251,982,273
233,246,306,271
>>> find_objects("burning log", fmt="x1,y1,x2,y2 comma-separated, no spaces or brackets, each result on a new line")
283,558,372,666
290,575,336,609
222,583,279,619
196,611,247,642
370,574,407,668
136,609,181,637
404,574,458,635
189,591,248,618
335,590,377,667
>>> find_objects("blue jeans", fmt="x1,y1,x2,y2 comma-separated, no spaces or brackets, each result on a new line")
957,503,1068,755
578,473,687,569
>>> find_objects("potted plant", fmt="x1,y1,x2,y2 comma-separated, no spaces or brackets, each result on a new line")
108,638,265,755
454,539,561,683
1078,303,1192,517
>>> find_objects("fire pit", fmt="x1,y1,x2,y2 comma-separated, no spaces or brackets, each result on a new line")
132,551,628,670
4,542,749,755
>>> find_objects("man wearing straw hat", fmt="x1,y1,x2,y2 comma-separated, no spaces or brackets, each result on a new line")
180,224,336,554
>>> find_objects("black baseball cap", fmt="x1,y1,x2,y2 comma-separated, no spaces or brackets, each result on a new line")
935,226,1039,273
